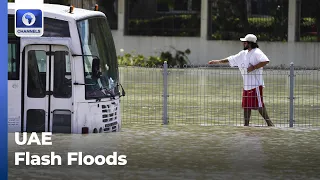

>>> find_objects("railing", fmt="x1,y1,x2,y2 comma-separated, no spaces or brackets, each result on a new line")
119,62,320,128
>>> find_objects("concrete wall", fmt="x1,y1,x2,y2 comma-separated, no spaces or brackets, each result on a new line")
110,34,320,67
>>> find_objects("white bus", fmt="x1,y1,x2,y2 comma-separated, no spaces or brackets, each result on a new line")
8,2,125,134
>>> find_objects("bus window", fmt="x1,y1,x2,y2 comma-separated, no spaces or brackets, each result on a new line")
27,50,47,98
77,16,119,100
53,51,72,98
43,18,70,37
8,15,14,37
8,42,19,80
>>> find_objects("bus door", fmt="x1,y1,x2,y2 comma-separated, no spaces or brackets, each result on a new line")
23,45,73,133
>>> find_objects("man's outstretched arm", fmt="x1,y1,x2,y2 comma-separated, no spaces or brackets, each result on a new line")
208,58,229,64
209,51,243,65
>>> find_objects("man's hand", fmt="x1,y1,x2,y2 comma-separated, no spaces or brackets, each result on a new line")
247,64,255,73
208,60,219,64
247,61,269,73
208,60,220,64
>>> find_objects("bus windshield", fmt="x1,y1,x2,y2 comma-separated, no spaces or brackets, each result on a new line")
77,16,119,99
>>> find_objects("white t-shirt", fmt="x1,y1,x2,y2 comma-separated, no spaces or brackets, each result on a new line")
227,48,269,90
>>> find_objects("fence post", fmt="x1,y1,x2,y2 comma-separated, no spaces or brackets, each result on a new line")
162,61,168,125
289,62,294,127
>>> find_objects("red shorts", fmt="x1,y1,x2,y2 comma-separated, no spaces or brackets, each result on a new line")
242,86,265,109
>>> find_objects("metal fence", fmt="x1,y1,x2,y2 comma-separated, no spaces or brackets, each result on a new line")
119,62,320,128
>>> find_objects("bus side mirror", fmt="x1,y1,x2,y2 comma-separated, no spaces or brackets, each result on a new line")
92,57,101,78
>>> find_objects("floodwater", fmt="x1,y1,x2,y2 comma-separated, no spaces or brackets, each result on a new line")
8,125,320,180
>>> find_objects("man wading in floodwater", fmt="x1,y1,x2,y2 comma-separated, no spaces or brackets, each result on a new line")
208,34,274,127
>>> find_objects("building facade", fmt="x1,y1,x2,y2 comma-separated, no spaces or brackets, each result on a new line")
56,0,320,67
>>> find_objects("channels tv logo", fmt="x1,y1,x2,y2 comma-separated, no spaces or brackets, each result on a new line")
15,9,43,37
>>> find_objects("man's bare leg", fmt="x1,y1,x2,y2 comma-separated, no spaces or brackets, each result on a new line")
244,109,251,126
258,107,274,126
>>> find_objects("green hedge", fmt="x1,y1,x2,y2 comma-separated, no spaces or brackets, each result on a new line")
118,48,191,68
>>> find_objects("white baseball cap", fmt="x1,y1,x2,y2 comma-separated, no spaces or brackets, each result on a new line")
240,34,257,43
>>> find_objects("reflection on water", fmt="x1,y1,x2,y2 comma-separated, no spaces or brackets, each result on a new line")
8,125,320,180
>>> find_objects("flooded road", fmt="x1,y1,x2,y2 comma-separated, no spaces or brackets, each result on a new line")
8,125,320,180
